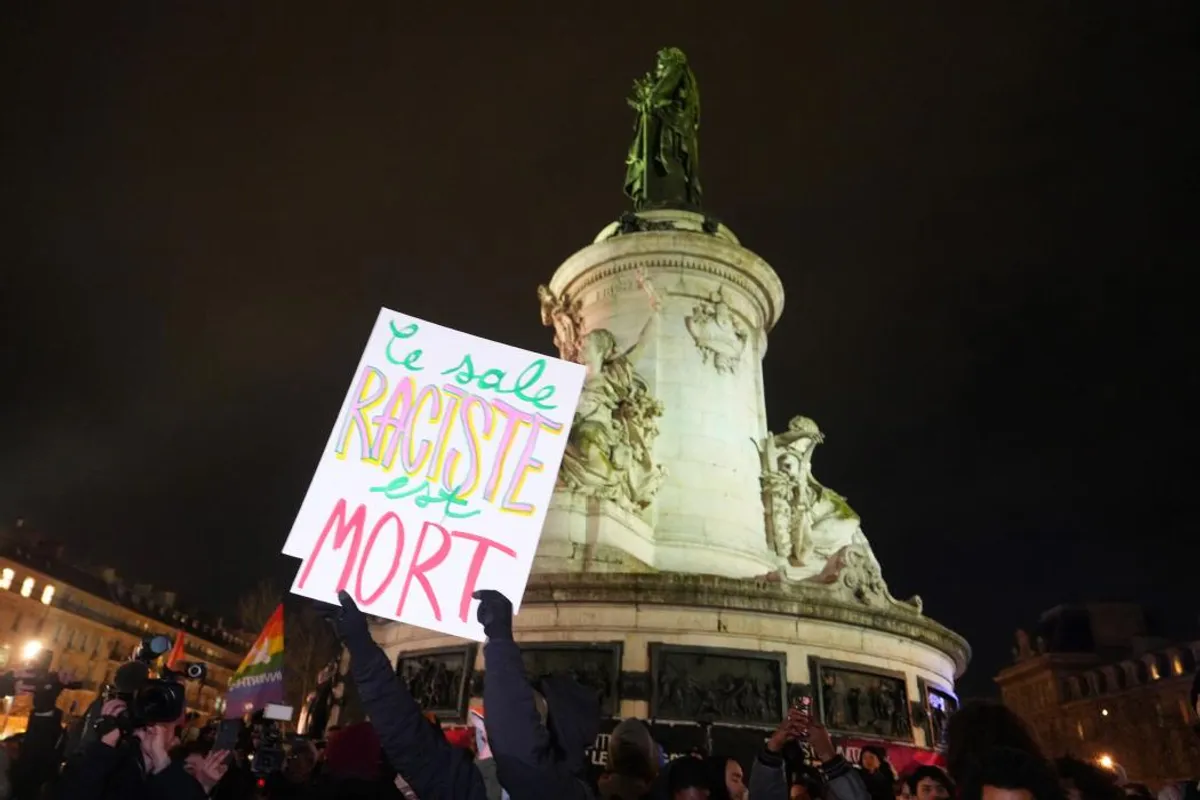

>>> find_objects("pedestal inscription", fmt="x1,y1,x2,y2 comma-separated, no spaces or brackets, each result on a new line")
395,645,476,721
651,644,786,726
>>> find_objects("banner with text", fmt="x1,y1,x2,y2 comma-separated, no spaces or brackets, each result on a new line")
283,308,586,640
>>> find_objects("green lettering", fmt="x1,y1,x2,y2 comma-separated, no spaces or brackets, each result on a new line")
441,354,476,383
439,352,558,411
478,369,504,390
369,476,428,500
385,321,424,371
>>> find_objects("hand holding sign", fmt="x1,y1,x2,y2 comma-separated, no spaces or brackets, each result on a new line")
472,590,514,641
284,309,585,641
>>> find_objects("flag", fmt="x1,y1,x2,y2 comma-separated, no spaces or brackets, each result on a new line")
224,604,285,718
165,630,186,669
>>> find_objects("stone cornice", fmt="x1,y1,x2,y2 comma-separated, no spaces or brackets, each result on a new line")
524,571,971,676
551,228,786,332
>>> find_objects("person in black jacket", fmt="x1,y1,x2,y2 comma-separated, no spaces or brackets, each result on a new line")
474,590,600,800
55,698,210,800
329,590,488,800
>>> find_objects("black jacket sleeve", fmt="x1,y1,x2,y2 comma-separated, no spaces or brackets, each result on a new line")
342,624,487,800
146,761,208,799
55,741,122,800
483,638,591,800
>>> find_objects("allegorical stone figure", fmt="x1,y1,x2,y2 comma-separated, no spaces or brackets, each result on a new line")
624,47,702,210
556,294,666,513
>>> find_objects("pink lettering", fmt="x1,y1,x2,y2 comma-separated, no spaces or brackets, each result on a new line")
354,512,405,606
369,377,416,468
451,532,518,622
298,499,366,593
501,414,563,513
335,367,386,459
483,399,532,503
395,521,452,620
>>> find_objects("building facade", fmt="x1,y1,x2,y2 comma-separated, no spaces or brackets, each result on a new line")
996,603,1200,787
0,533,249,737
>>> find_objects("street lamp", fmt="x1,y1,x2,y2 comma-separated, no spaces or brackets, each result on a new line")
21,640,43,661
1098,755,1114,770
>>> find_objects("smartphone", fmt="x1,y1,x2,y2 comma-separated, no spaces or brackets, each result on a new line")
212,719,243,753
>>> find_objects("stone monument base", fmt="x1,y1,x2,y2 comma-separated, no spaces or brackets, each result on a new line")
368,572,969,753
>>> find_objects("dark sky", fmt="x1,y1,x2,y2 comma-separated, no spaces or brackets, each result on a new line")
2,3,1197,695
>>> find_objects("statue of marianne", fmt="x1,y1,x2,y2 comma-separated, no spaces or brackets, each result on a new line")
623,47,702,211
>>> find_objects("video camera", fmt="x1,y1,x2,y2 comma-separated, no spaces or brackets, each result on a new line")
88,634,209,739
250,704,294,776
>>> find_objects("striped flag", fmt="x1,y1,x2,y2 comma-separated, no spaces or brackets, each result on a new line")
224,604,285,718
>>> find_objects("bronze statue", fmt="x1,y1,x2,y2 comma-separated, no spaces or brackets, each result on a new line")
623,47,702,211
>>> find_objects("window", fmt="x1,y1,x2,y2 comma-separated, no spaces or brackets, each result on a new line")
20,577,34,598
0,568,13,590
1172,655,1184,675
41,585,55,605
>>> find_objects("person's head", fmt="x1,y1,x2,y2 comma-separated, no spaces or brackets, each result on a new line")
945,701,1045,787
860,747,886,773
703,756,745,800
670,756,712,800
1054,758,1123,800
907,766,953,800
609,718,659,782
322,722,382,781
962,747,1063,800
791,765,824,800
895,780,913,800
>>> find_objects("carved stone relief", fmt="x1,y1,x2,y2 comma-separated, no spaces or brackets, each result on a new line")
519,643,623,717
685,288,749,374
557,301,667,513
538,284,585,364
812,658,912,741
651,644,786,725
395,645,476,720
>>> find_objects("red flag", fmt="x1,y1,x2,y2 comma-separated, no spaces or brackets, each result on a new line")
166,630,186,669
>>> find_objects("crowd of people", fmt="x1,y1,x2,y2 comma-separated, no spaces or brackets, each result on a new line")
1,588,1196,800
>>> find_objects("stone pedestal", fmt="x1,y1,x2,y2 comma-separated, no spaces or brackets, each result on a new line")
538,210,785,577
369,574,970,750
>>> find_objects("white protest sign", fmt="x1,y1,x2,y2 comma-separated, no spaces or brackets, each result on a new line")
284,308,585,641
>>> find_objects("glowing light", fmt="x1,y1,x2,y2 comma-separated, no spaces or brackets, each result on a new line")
1101,708,1109,717
0,568,13,590
1098,755,1114,770
21,640,43,661
40,585,55,605
19,578,34,598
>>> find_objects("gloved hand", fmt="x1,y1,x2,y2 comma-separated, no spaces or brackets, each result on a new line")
472,590,514,641
329,590,370,642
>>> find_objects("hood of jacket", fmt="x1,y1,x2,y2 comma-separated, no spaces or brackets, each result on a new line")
536,673,601,775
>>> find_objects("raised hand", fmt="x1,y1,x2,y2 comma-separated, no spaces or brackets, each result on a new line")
472,590,514,641
194,749,230,793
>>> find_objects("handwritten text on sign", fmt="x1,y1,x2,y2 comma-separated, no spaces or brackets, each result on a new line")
283,308,585,641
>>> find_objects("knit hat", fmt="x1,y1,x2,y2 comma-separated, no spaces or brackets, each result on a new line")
323,722,382,780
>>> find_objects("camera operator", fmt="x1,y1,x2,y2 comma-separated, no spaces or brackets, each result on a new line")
55,696,217,800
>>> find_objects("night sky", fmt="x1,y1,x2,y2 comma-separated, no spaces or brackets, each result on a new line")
2,4,1197,695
